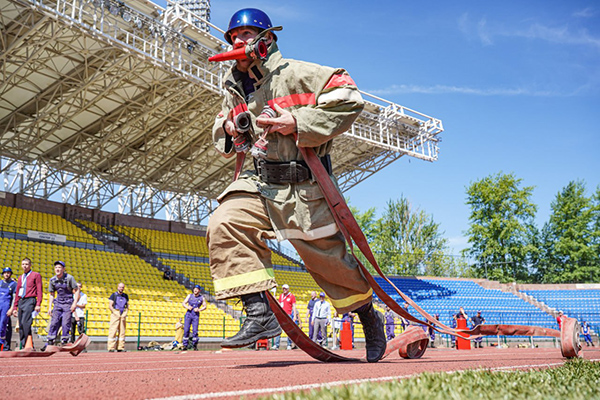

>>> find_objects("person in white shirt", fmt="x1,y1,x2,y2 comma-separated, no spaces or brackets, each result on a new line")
70,282,87,343
310,292,330,347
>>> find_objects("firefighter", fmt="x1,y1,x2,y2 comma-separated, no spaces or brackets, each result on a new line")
207,8,386,362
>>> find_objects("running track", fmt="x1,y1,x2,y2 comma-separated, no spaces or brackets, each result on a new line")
2,346,598,399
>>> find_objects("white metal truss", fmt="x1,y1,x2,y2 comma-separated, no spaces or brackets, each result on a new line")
167,0,210,32
0,0,443,224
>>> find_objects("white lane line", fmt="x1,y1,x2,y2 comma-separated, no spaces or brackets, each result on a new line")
0,357,242,369
147,359,600,400
0,364,239,378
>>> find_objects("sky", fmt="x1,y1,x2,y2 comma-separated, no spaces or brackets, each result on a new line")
165,0,600,255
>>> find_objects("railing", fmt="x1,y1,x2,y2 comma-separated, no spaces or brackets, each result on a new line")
28,0,224,92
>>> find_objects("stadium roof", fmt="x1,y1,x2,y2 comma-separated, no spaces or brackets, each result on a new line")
0,0,443,222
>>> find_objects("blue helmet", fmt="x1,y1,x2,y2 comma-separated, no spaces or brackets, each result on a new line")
2,267,12,274
225,8,276,44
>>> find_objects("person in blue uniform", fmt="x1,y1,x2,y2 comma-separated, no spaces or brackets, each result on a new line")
471,311,486,348
0,267,17,351
581,321,594,347
428,314,440,348
182,285,206,350
45,261,79,348
341,311,356,347
384,306,395,341
306,291,318,341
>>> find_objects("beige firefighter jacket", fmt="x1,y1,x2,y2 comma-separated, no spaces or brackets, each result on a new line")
212,43,364,242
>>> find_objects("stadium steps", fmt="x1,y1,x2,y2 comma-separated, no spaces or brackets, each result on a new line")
267,242,305,269
473,279,556,316
513,291,556,315
68,218,127,254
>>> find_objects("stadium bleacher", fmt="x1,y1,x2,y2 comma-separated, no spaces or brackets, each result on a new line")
1,205,102,245
374,277,558,331
521,289,600,331
2,199,596,348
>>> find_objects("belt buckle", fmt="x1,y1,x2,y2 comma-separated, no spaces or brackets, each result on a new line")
256,160,265,181
289,161,297,183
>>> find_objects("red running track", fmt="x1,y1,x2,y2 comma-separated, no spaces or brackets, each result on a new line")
2,346,599,400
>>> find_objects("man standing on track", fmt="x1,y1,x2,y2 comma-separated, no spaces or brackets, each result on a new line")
182,285,206,350
278,284,297,350
384,306,395,341
311,292,330,347
70,282,87,343
45,261,80,349
206,7,386,362
581,321,594,347
342,311,356,348
11,258,43,350
471,310,486,348
306,291,318,341
0,267,17,351
107,282,129,352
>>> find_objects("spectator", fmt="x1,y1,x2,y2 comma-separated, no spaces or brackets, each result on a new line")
471,310,486,348
11,258,43,350
1,267,17,351
278,284,298,350
450,314,457,348
107,282,129,352
173,318,184,349
331,313,342,349
306,291,318,340
341,312,356,348
452,307,471,349
45,261,79,349
311,292,330,347
182,285,207,350
581,321,594,347
206,7,386,363
384,306,395,341
455,306,470,323
163,269,172,280
556,311,564,329
70,282,88,343
400,302,409,331
428,314,440,348
270,286,281,350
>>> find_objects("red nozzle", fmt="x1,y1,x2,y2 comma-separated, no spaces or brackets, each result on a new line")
208,47,247,62
209,39,269,63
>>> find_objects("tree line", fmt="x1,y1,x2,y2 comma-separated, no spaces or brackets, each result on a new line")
351,172,600,283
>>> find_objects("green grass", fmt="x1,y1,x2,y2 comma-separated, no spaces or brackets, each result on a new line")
257,359,600,400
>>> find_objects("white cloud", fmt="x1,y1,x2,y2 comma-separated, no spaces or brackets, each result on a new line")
512,23,600,49
573,7,596,18
369,84,555,97
457,12,470,36
477,18,492,46
457,13,600,50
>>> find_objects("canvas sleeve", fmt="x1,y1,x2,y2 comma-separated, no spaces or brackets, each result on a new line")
291,67,364,148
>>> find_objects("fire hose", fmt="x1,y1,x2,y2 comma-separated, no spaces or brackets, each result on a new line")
223,103,582,360
0,334,90,358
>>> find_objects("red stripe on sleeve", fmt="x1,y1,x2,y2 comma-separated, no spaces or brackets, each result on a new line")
269,93,316,109
324,74,356,90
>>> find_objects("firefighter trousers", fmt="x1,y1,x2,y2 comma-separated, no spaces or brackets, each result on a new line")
207,193,372,314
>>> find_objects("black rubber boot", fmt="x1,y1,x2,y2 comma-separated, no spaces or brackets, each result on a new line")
221,292,282,349
355,302,386,363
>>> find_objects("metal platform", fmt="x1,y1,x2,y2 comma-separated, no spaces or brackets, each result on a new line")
0,0,443,223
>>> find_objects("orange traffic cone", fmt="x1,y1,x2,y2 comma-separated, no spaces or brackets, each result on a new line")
24,335,34,350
